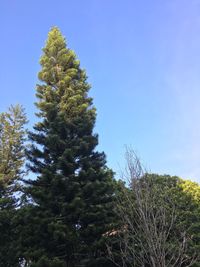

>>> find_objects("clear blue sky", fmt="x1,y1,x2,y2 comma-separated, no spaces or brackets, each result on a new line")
1,0,200,182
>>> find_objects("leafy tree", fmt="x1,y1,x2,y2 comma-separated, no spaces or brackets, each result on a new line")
107,148,200,267
0,104,27,267
180,180,200,203
22,27,116,267
177,180,200,267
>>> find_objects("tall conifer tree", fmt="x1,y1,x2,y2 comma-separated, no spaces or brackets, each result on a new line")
0,105,27,267
25,27,115,267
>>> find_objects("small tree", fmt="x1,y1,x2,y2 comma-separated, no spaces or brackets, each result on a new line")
107,147,199,267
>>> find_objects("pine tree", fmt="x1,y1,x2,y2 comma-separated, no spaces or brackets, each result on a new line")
0,105,27,267
24,27,116,267
0,104,27,187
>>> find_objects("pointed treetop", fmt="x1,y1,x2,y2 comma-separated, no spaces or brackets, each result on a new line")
45,26,66,49
37,27,95,120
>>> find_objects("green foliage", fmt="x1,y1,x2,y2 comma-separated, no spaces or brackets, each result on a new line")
180,179,200,203
0,104,27,267
23,27,116,266
111,174,200,267
0,104,27,188
30,256,66,267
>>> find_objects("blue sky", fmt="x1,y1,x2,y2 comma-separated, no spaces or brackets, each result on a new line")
1,0,200,182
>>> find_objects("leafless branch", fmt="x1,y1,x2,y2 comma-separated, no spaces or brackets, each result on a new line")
107,147,198,267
